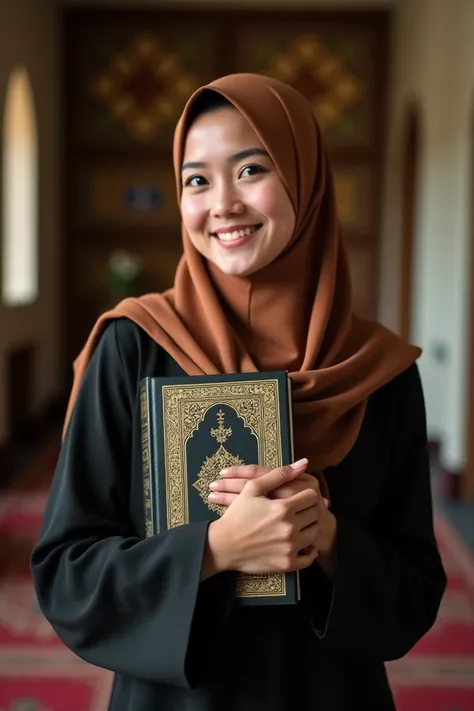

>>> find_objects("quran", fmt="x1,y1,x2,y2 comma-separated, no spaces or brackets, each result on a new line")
139,371,300,606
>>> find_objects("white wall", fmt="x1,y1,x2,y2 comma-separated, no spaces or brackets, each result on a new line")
380,0,474,472
0,0,60,446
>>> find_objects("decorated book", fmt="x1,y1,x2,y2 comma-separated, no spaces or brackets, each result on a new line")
139,371,300,606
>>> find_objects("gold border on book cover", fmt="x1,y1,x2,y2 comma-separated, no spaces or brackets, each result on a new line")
162,379,286,598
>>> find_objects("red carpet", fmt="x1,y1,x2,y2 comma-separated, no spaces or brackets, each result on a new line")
387,513,474,709
0,442,473,710
0,486,113,710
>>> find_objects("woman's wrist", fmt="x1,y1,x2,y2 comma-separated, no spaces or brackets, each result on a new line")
316,513,338,579
316,545,338,579
200,519,232,580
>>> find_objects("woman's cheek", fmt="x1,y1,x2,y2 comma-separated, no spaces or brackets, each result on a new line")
248,181,285,218
181,195,207,233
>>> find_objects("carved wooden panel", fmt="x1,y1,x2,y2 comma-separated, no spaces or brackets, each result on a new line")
70,20,216,149
77,162,178,229
235,25,376,148
62,10,388,374
332,163,373,233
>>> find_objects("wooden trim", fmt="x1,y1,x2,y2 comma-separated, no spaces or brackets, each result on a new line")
61,7,75,391
428,437,441,465
463,101,474,502
443,466,464,502
62,7,391,23
399,105,420,341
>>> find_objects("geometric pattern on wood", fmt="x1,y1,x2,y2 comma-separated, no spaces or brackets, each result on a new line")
92,32,199,141
332,164,372,232
263,34,363,129
79,163,178,227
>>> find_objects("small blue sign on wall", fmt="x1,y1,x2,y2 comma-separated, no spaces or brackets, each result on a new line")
123,185,164,213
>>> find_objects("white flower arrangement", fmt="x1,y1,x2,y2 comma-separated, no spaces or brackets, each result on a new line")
107,249,144,297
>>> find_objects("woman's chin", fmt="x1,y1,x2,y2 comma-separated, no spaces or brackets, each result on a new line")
214,261,255,277
208,249,258,277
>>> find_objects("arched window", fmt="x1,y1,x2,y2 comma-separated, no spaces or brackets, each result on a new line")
1,67,38,306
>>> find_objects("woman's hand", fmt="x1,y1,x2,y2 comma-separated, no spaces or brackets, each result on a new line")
209,465,328,505
209,463,338,578
206,459,321,575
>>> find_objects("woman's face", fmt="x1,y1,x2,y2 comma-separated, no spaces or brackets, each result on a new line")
180,106,296,277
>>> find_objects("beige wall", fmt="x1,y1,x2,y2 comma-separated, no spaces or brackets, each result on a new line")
380,0,474,472
0,0,60,446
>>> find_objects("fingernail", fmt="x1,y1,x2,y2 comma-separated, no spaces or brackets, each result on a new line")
208,493,217,500
291,458,308,470
219,469,229,476
209,482,218,490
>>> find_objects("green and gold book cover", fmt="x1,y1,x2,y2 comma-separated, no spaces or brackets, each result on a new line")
140,371,300,606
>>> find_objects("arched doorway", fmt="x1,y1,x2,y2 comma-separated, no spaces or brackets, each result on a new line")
399,105,420,341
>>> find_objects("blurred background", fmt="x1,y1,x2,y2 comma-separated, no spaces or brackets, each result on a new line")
0,0,473,709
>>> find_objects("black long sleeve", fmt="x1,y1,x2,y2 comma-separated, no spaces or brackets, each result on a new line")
302,364,446,660
31,321,235,687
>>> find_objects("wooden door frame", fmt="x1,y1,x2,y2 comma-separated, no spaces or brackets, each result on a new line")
399,103,420,342
463,95,474,501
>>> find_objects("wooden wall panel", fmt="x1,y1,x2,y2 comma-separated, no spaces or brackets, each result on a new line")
62,8,389,374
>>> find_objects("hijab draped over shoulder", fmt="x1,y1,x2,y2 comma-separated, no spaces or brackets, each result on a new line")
63,73,421,490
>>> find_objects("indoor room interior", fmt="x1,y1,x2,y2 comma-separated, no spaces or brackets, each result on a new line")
0,0,473,708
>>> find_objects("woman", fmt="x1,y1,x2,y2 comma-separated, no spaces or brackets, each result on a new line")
31,73,446,711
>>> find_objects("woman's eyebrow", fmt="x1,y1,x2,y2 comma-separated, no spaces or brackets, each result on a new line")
181,147,269,172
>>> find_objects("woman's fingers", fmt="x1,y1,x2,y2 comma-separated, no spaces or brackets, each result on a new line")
297,523,319,551
293,545,319,570
270,481,308,499
296,504,319,530
285,487,320,513
207,461,324,513
218,464,272,479
209,478,247,494
208,491,239,507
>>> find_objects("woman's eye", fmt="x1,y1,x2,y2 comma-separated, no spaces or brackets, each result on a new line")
184,175,208,188
239,165,266,179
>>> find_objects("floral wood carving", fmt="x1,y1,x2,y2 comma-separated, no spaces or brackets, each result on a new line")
92,33,198,141
263,34,363,127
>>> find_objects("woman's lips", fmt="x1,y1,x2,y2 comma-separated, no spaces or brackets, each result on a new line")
212,224,262,249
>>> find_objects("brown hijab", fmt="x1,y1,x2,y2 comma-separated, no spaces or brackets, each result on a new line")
63,73,420,489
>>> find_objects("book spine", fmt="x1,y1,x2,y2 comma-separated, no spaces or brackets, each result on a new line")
287,376,295,464
140,378,155,538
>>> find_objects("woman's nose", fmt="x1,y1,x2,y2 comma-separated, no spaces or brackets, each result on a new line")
210,181,244,218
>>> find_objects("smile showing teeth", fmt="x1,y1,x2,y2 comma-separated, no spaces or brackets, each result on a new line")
216,226,257,241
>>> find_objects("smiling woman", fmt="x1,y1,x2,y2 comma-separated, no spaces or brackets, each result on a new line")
31,73,446,711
